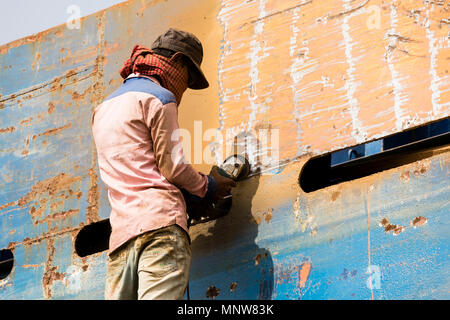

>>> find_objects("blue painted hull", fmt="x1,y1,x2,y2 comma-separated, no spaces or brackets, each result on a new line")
0,0,448,300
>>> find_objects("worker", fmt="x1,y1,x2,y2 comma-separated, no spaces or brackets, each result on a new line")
91,28,236,300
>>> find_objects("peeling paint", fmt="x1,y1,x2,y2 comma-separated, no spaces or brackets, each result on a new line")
37,123,72,138
414,163,428,176
42,238,65,299
263,208,273,222
410,216,428,228
331,191,341,201
380,218,406,235
0,126,16,134
400,171,410,181
206,286,220,299
298,262,312,288
216,0,449,165
0,0,448,300
86,168,100,224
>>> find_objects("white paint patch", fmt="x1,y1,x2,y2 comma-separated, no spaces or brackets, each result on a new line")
64,265,82,294
289,7,305,156
385,1,409,131
217,0,253,131
247,0,269,131
0,278,10,288
288,7,320,156
341,0,367,143
290,7,312,106
425,5,444,115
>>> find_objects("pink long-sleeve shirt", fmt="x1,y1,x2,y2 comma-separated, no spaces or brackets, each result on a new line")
91,75,213,254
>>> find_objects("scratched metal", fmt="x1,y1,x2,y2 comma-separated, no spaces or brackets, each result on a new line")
190,149,450,299
0,0,449,299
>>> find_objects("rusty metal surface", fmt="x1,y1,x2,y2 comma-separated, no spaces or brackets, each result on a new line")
0,0,449,299
190,147,450,299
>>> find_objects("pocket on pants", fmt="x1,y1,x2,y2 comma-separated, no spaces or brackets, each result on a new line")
139,234,179,278
105,247,130,300
107,248,127,277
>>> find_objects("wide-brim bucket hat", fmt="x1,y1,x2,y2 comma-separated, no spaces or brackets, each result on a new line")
151,28,209,90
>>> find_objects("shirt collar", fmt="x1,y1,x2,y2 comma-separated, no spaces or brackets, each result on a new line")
125,73,160,86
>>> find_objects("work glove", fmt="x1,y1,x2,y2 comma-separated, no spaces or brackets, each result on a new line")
209,165,237,202
182,166,237,225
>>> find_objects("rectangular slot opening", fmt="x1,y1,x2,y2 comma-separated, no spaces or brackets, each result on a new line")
300,117,450,193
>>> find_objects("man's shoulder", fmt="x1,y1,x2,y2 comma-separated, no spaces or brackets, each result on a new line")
104,77,176,106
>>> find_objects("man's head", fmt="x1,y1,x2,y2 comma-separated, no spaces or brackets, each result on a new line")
151,28,209,90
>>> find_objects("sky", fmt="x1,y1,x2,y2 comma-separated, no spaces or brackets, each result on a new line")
0,0,127,46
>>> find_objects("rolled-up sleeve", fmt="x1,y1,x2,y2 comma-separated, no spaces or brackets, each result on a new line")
149,102,214,198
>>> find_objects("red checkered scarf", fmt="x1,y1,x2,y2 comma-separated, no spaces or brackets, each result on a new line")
120,45,188,104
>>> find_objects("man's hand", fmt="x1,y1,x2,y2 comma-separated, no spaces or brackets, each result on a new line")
209,166,237,200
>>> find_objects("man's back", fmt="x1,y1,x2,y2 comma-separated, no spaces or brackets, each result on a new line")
92,76,203,254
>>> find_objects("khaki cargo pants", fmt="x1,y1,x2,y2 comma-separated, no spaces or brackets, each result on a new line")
105,225,191,300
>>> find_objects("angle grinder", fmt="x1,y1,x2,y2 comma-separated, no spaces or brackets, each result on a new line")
185,154,250,225
218,154,251,182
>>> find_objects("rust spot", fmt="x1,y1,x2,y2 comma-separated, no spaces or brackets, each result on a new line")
0,200,18,211
331,191,340,201
36,209,79,225
72,87,92,102
0,126,16,134
86,168,100,224
263,208,273,222
49,78,62,91
38,123,72,137
65,69,77,78
206,286,220,299
410,216,428,228
400,171,410,181
392,225,405,235
20,117,33,126
380,218,405,235
48,102,55,114
275,260,312,289
22,264,41,269
414,164,427,176
254,253,262,266
230,282,238,292
8,226,80,252
42,238,65,299
16,173,82,225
